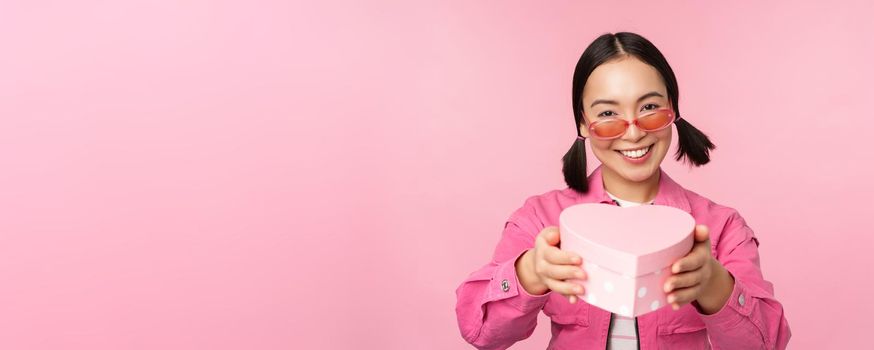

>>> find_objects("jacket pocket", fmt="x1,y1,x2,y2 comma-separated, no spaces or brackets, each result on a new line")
542,293,590,327
656,305,710,349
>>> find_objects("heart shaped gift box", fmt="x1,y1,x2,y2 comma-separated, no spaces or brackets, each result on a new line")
559,203,695,317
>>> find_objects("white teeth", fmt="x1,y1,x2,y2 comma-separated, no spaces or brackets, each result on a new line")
619,146,651,159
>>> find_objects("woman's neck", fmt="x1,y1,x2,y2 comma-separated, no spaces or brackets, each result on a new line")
601,166,660,204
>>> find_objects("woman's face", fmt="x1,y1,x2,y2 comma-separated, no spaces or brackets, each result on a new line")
579,56,672,184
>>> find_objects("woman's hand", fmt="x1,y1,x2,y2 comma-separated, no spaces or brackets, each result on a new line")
663,224,735,313
515,226,587,304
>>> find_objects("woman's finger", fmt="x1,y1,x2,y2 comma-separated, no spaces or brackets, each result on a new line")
663,268,703,293
543,263,586,281
672,249,707,274
667,285,702,308
543,246,582,265
544,277,586,296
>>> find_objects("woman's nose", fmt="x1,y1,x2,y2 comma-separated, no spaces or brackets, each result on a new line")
622,121,646,142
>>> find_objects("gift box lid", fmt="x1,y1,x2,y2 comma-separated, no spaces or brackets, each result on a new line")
558,203,695,277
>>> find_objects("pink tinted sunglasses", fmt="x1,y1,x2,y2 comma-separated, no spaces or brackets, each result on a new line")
577,108,680,141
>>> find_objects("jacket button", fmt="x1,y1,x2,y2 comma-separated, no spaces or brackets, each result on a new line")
501,279,510,292
738,293,746,306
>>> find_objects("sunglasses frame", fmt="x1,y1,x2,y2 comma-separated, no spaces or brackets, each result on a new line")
578,107,680,141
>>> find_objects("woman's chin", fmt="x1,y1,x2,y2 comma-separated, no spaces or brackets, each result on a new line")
617,169,654,183
606,159,659,183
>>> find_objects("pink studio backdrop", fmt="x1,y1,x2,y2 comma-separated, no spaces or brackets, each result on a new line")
1,1,872,349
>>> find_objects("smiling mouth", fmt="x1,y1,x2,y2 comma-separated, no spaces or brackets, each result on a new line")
615,145,652,159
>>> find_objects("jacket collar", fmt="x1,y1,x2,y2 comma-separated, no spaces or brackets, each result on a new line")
575,165,692,214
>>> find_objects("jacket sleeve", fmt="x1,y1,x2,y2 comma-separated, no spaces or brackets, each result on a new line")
696,210,792,349
454,197,553,350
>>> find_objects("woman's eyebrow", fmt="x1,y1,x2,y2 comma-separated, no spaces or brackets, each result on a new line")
590,91,664,108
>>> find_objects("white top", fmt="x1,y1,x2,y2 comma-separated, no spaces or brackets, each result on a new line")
605,190,654,207
603,190,651,349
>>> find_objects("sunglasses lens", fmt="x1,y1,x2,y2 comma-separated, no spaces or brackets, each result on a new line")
592,119,627,139
637,110,674,131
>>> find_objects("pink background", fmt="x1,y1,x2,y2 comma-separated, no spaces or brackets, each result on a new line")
1,1,872,349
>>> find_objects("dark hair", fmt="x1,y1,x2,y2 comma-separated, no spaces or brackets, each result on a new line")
562,32,716,194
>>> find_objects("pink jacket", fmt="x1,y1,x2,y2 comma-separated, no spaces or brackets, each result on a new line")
455,165,791,349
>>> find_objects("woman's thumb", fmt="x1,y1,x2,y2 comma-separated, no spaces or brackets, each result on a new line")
542,227,561,246
694,224,710,242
